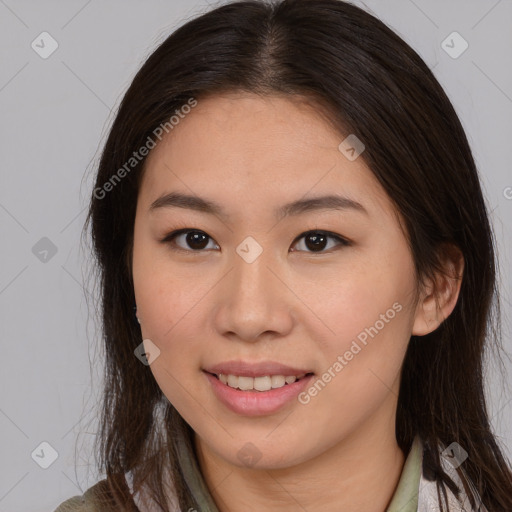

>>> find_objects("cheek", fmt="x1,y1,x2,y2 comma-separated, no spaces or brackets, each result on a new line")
302,253,413,350
308,246,415,391
132,237,212,384
299,290,411,435
132,224,189,335
133,258,206,410
134,272,201,360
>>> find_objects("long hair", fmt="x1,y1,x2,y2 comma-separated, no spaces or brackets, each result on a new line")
83,0,512,510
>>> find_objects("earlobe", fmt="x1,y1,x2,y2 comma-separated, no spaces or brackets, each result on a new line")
412,244,464,336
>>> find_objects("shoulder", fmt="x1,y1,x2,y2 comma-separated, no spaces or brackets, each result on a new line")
53,480,106,512
53,474,139,512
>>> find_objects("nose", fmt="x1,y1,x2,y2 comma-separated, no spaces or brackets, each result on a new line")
212,247,295,343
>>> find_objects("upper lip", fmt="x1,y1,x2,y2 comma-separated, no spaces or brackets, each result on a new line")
203,360,314,378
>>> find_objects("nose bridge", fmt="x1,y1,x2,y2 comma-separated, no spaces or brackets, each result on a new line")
214,237,293,341
231,238,278,305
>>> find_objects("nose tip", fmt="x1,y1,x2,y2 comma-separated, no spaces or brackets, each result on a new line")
213,255,295,343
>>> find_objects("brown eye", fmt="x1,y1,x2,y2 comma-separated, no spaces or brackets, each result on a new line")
162,229,219,252
291,231,349,253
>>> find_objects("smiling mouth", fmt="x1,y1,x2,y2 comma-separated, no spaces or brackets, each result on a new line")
205,371,314,392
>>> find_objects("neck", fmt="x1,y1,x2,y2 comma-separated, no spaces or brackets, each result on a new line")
194,405,406,512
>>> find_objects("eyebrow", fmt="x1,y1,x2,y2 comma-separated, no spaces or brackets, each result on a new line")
149,191,368,220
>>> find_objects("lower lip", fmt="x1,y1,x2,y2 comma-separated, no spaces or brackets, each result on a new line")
203,371,314,416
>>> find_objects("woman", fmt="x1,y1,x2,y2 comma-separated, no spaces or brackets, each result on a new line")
55,0,512,510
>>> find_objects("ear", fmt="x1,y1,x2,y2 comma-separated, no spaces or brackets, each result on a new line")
412,243,464,336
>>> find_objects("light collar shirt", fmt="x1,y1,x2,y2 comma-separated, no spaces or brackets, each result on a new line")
127,433,487,512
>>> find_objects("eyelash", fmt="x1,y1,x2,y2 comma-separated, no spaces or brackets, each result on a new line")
159,227,351,254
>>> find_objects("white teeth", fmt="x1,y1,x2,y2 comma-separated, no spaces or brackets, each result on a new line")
216,373,309,391
270,375,285,388
254,376,272,391
227,374,238,388
237,376,253,391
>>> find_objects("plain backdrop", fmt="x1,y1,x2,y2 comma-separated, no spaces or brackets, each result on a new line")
0,1,511,511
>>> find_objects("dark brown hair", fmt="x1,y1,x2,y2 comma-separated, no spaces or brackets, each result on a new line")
83,0,512,510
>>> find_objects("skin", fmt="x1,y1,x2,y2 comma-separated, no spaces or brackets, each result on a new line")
131,92,463,512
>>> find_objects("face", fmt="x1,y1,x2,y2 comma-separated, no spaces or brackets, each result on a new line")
132,92,422,470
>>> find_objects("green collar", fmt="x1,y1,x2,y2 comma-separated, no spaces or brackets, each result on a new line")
386,436,423,511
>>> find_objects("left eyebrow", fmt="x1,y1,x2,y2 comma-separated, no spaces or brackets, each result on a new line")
149,191,368,221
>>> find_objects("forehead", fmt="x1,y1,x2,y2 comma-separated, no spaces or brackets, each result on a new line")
138,92,395,221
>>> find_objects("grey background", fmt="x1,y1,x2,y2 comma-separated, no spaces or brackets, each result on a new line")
0,1,511,510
